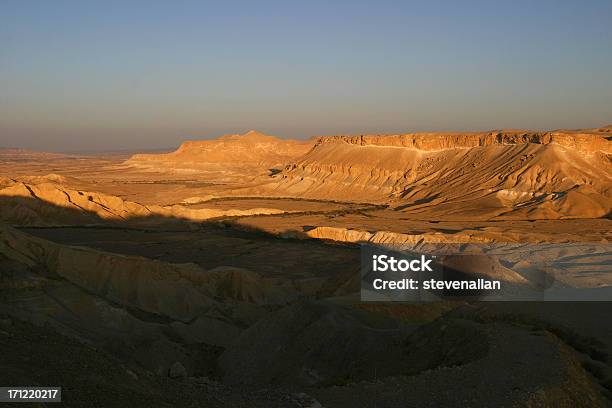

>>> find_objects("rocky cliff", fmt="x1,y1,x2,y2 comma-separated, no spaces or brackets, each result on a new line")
314,129,611,153
249,128,612,220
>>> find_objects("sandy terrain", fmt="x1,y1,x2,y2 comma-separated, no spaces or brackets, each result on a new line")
1,127,611,407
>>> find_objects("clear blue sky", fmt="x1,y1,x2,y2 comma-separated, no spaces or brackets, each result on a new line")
1,0,611,151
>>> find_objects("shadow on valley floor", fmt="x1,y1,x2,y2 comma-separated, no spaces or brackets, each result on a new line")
1,194,363,289
0,193,378,237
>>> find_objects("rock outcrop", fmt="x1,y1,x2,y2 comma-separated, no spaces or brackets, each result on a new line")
313,129,611,153
302,226,495,244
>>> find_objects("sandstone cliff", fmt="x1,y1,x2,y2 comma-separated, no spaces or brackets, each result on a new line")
251,128,611,220
313,129,611,153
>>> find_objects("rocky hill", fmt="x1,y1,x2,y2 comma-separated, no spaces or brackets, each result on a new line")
126,130,313,170
251,128,611,220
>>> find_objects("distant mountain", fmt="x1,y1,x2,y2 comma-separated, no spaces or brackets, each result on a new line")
125,130,313,169
0,148,68,160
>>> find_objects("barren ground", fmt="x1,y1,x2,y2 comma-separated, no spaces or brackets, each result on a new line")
1,131,611,407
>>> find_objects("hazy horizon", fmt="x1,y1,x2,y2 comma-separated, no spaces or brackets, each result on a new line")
3,125,612,154
2,0,611,151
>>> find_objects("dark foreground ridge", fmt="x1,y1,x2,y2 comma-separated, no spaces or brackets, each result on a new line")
1,201,611,406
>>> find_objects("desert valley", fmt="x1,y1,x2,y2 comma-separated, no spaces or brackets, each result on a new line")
1,126,611,407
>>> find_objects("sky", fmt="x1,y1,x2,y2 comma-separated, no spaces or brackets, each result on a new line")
1,0,611,151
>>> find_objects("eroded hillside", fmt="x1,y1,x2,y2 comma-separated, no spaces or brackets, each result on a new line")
246,129,611,220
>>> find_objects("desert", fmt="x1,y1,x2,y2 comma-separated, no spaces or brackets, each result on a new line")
0,126,611,407
2,3,612,406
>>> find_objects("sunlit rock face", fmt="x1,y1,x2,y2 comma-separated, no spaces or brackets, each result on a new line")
252,128,611,220
126,130,314,169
